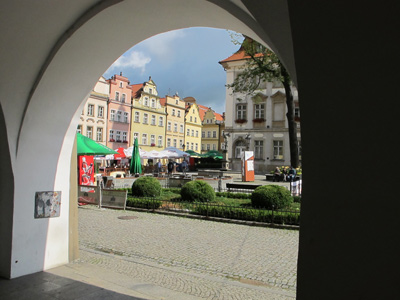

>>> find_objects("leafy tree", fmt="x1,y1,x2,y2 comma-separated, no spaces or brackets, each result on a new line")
227,35,299,168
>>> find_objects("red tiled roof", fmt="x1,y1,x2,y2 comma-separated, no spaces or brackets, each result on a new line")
197,104,209,121
130,83,144,98
219,50,263,64
159,97,166,106
214,112,224,121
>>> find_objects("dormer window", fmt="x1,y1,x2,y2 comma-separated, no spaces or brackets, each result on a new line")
149,88,152,94
119,81,123,88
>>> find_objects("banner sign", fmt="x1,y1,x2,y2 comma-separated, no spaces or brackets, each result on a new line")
78,155,94,185
78,185,99,205
101,190,127,209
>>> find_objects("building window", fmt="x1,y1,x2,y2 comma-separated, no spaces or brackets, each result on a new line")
134,111,140,122
177,110,181,117
115,91,120,101
142,134,147,145
172,109,176,116
167,122,171,131
149,115,155,125
212,144,216,150
191,143,194,150
117,111,122,122
186,142,189,150
190,116,193,122
149,88,152,94
179,140,183,148
207,131,211,138
87,104,94,116
195,143,198,151
213,131,217,138
236,104,247,120
167,138,171,147
151,99,156,108
191,130,194,137
158,136,163,147
110,110,115,120
180,124,184,133
133,132,139,141
119,81,123,88
96,128,103,142
202,144,205,151
254,104,265,119
173,139,177,147
235,140,246,158
207,144,210,150
159,116,163,126
273,140,284,159
98,106,104,118
255,140,264,159
202,131,205,138
86,126,93,139
124,112,129,123
122,132,127,142
196,130,199,137
151,135,155,145
174,123,178,132
195,117,197,123
116,131,121,142
144,97,149,106
187,129,190,136
143,113,148,124
121,93,126,103
109,130,114,141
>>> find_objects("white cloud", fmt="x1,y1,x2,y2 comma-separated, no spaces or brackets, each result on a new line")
108,50,151,74
141,30,186,60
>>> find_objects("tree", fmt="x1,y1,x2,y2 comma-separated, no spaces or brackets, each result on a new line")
227,35,300,168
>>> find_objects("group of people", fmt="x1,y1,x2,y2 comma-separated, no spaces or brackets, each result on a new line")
273,166,297,182
156,159,189,176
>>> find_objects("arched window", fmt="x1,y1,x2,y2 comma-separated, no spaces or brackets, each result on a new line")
235,140,246,158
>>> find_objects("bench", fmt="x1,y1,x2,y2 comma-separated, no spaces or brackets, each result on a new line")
226,183,261,193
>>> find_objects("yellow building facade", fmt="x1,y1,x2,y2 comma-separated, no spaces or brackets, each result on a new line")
183,100,202,152
201,108,224,153
161,94,186,150
130,77,166,152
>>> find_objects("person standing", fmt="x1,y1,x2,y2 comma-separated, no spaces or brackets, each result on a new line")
181,159,188,175
167,160,174,176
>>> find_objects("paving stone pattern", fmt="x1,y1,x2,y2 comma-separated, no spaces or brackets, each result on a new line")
78,206,298,299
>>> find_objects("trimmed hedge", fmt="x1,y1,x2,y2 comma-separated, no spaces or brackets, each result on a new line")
216,192,251,199
181,181,216,202
126,197,162,209
193,203,299,225
131,176,161,197
251,185,293,209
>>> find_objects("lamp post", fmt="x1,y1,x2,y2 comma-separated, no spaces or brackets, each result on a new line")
245,133,251,150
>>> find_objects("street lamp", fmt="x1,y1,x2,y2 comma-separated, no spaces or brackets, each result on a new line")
245,133,251,150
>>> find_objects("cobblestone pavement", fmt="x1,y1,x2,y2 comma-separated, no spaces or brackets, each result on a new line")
78,206,298,299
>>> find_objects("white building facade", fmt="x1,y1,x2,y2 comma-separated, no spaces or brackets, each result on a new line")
220,53,300,174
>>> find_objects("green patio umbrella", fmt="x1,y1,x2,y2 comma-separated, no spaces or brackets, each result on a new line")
130,138,142,175
76,133,118,155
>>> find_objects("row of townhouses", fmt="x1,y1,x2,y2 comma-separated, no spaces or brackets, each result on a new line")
79,43,301,174
78,74,224,155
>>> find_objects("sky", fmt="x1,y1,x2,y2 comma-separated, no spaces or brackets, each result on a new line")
103,27,243,114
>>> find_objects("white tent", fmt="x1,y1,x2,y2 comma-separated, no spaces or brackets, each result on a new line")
161,147,190,158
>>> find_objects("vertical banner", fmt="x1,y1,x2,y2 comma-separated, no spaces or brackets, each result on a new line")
242,151,255,182
78,155,95,185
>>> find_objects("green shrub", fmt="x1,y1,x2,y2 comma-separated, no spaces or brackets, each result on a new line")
181,181,216,202
293,196,301,203
126,197,162,209
131,176,161,197
216,192,251,199
251,185,293,209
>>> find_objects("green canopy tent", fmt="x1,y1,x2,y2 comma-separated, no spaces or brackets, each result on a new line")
130,138,142,175
184,149,204,157
76,133,118,155
203,150,223,160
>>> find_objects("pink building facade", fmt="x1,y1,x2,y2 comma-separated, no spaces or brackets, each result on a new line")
106,73,132,150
